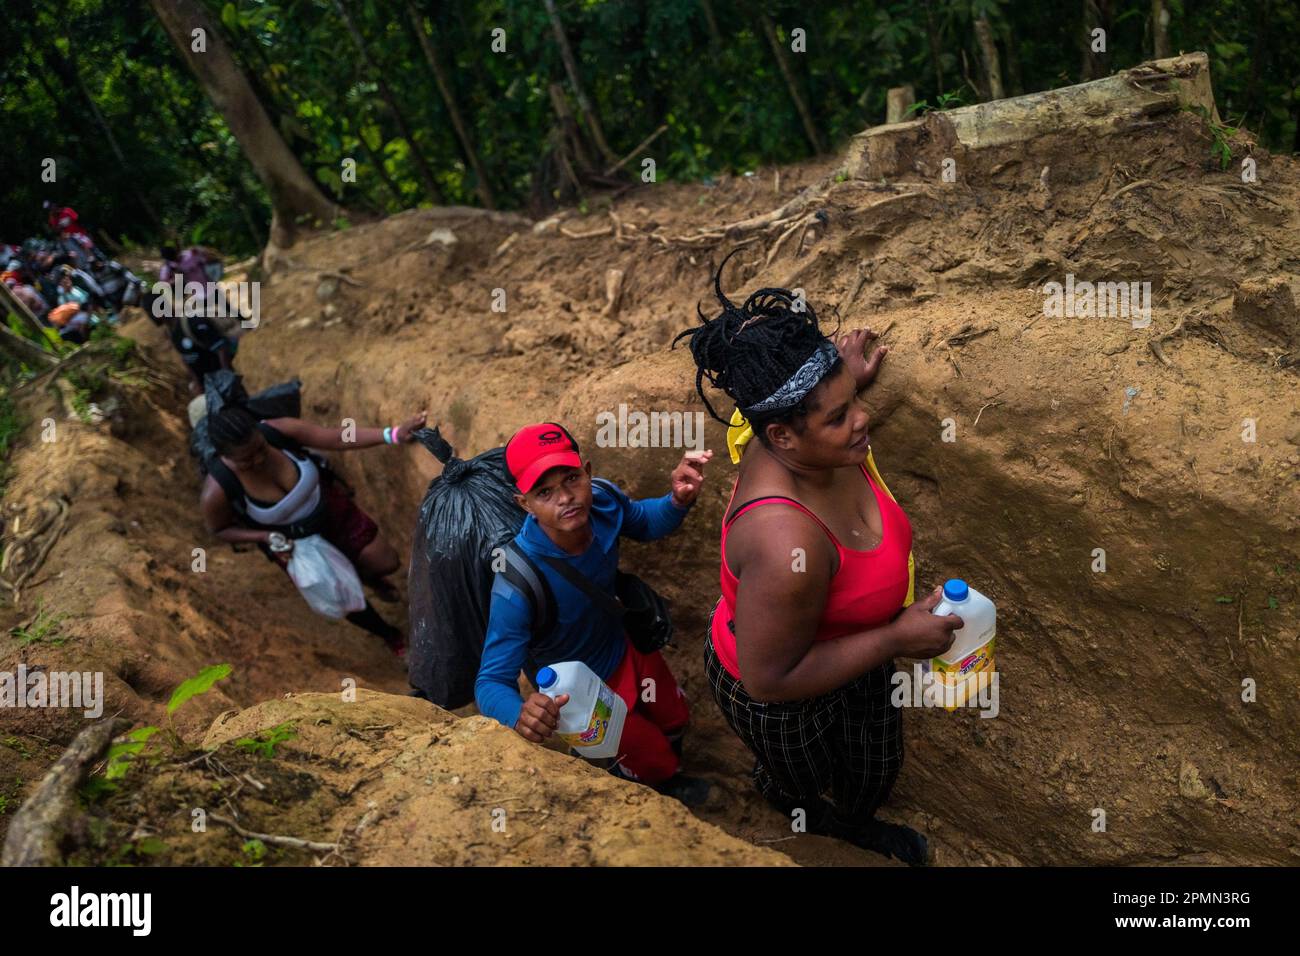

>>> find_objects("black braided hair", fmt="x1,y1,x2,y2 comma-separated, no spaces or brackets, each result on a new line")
673,250,841,443
207,404,260,456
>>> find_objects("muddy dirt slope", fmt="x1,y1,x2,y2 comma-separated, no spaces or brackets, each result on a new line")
3,55,1297,865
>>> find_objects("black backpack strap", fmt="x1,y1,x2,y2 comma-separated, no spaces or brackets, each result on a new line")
538,554,625,623
206,436,327,537
207,458,249,520
258,421,348,493
498,540,556,641
256,421,299,451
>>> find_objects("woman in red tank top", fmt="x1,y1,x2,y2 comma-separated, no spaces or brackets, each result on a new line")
674,260,962,865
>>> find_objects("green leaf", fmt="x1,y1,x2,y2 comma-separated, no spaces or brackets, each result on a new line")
166,664,232,716
128,726,161,744
135,836,167,856
221,4,238,32
102,726,161,780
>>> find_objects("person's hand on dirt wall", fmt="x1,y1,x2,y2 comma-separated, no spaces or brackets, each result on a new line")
837,328,888,390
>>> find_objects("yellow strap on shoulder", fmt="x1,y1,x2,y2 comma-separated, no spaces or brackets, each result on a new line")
863,445,916,607
726,407,753,464
729,407,916,606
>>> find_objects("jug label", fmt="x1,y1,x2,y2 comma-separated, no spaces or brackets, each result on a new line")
931,636,996,708
559,684,616,748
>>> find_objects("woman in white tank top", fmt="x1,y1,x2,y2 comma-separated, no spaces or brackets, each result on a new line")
199,404,427,653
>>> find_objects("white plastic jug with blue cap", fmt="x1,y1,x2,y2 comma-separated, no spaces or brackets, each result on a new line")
536,661,627,759
930,579,996,708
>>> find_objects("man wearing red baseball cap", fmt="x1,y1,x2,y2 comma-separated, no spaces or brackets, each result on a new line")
476,421,714,805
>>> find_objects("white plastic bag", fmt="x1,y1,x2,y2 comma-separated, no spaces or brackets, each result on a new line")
285,534,366,620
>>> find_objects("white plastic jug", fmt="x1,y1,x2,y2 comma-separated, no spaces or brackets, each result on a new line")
930,578,996,708
537,661,627,759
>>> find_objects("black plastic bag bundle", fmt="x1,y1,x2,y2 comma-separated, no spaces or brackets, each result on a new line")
407,427,527,709
189,370,303,475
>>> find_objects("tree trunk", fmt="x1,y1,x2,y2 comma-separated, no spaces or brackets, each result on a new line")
148,0,337,247
332,0,443,204
542,0,619,167
998,18,1025,96
699,0,723,45
923,0,945,93
1080,0,1114,80
1151,0,1171,58
973,14,1004,100
758,12,825,153
1242,0,1269,126
548,82,595,176
406,1,495,208
355,122,406,208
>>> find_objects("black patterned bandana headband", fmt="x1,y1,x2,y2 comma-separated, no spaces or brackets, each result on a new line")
741,338,839,416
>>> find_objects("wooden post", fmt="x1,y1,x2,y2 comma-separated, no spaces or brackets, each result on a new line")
886,86,916,124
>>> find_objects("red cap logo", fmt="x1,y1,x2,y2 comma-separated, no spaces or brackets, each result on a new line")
505,422,581,493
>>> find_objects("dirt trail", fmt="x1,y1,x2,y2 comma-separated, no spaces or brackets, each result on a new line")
2,92,1298,865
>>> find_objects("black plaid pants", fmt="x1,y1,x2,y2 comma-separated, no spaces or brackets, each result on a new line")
705,621,903,837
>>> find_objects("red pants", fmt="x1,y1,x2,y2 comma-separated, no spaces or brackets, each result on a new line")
606,639,690,785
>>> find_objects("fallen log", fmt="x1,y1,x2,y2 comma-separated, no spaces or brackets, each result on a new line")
2,718,129,866
0,282,53,343
846,53,1221,180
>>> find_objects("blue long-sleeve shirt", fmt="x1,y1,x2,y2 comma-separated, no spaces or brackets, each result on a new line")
475,479,690,728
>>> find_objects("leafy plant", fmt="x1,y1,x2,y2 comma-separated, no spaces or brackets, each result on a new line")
104,727,161,780
97,663,233,783
234,722,298,759
1183,104,1240,170
0,388,23,494
0,776,23,815
907,91,965,116
106,834,167,865
2,736,33,759
9,602,68,646
167,663,232,715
